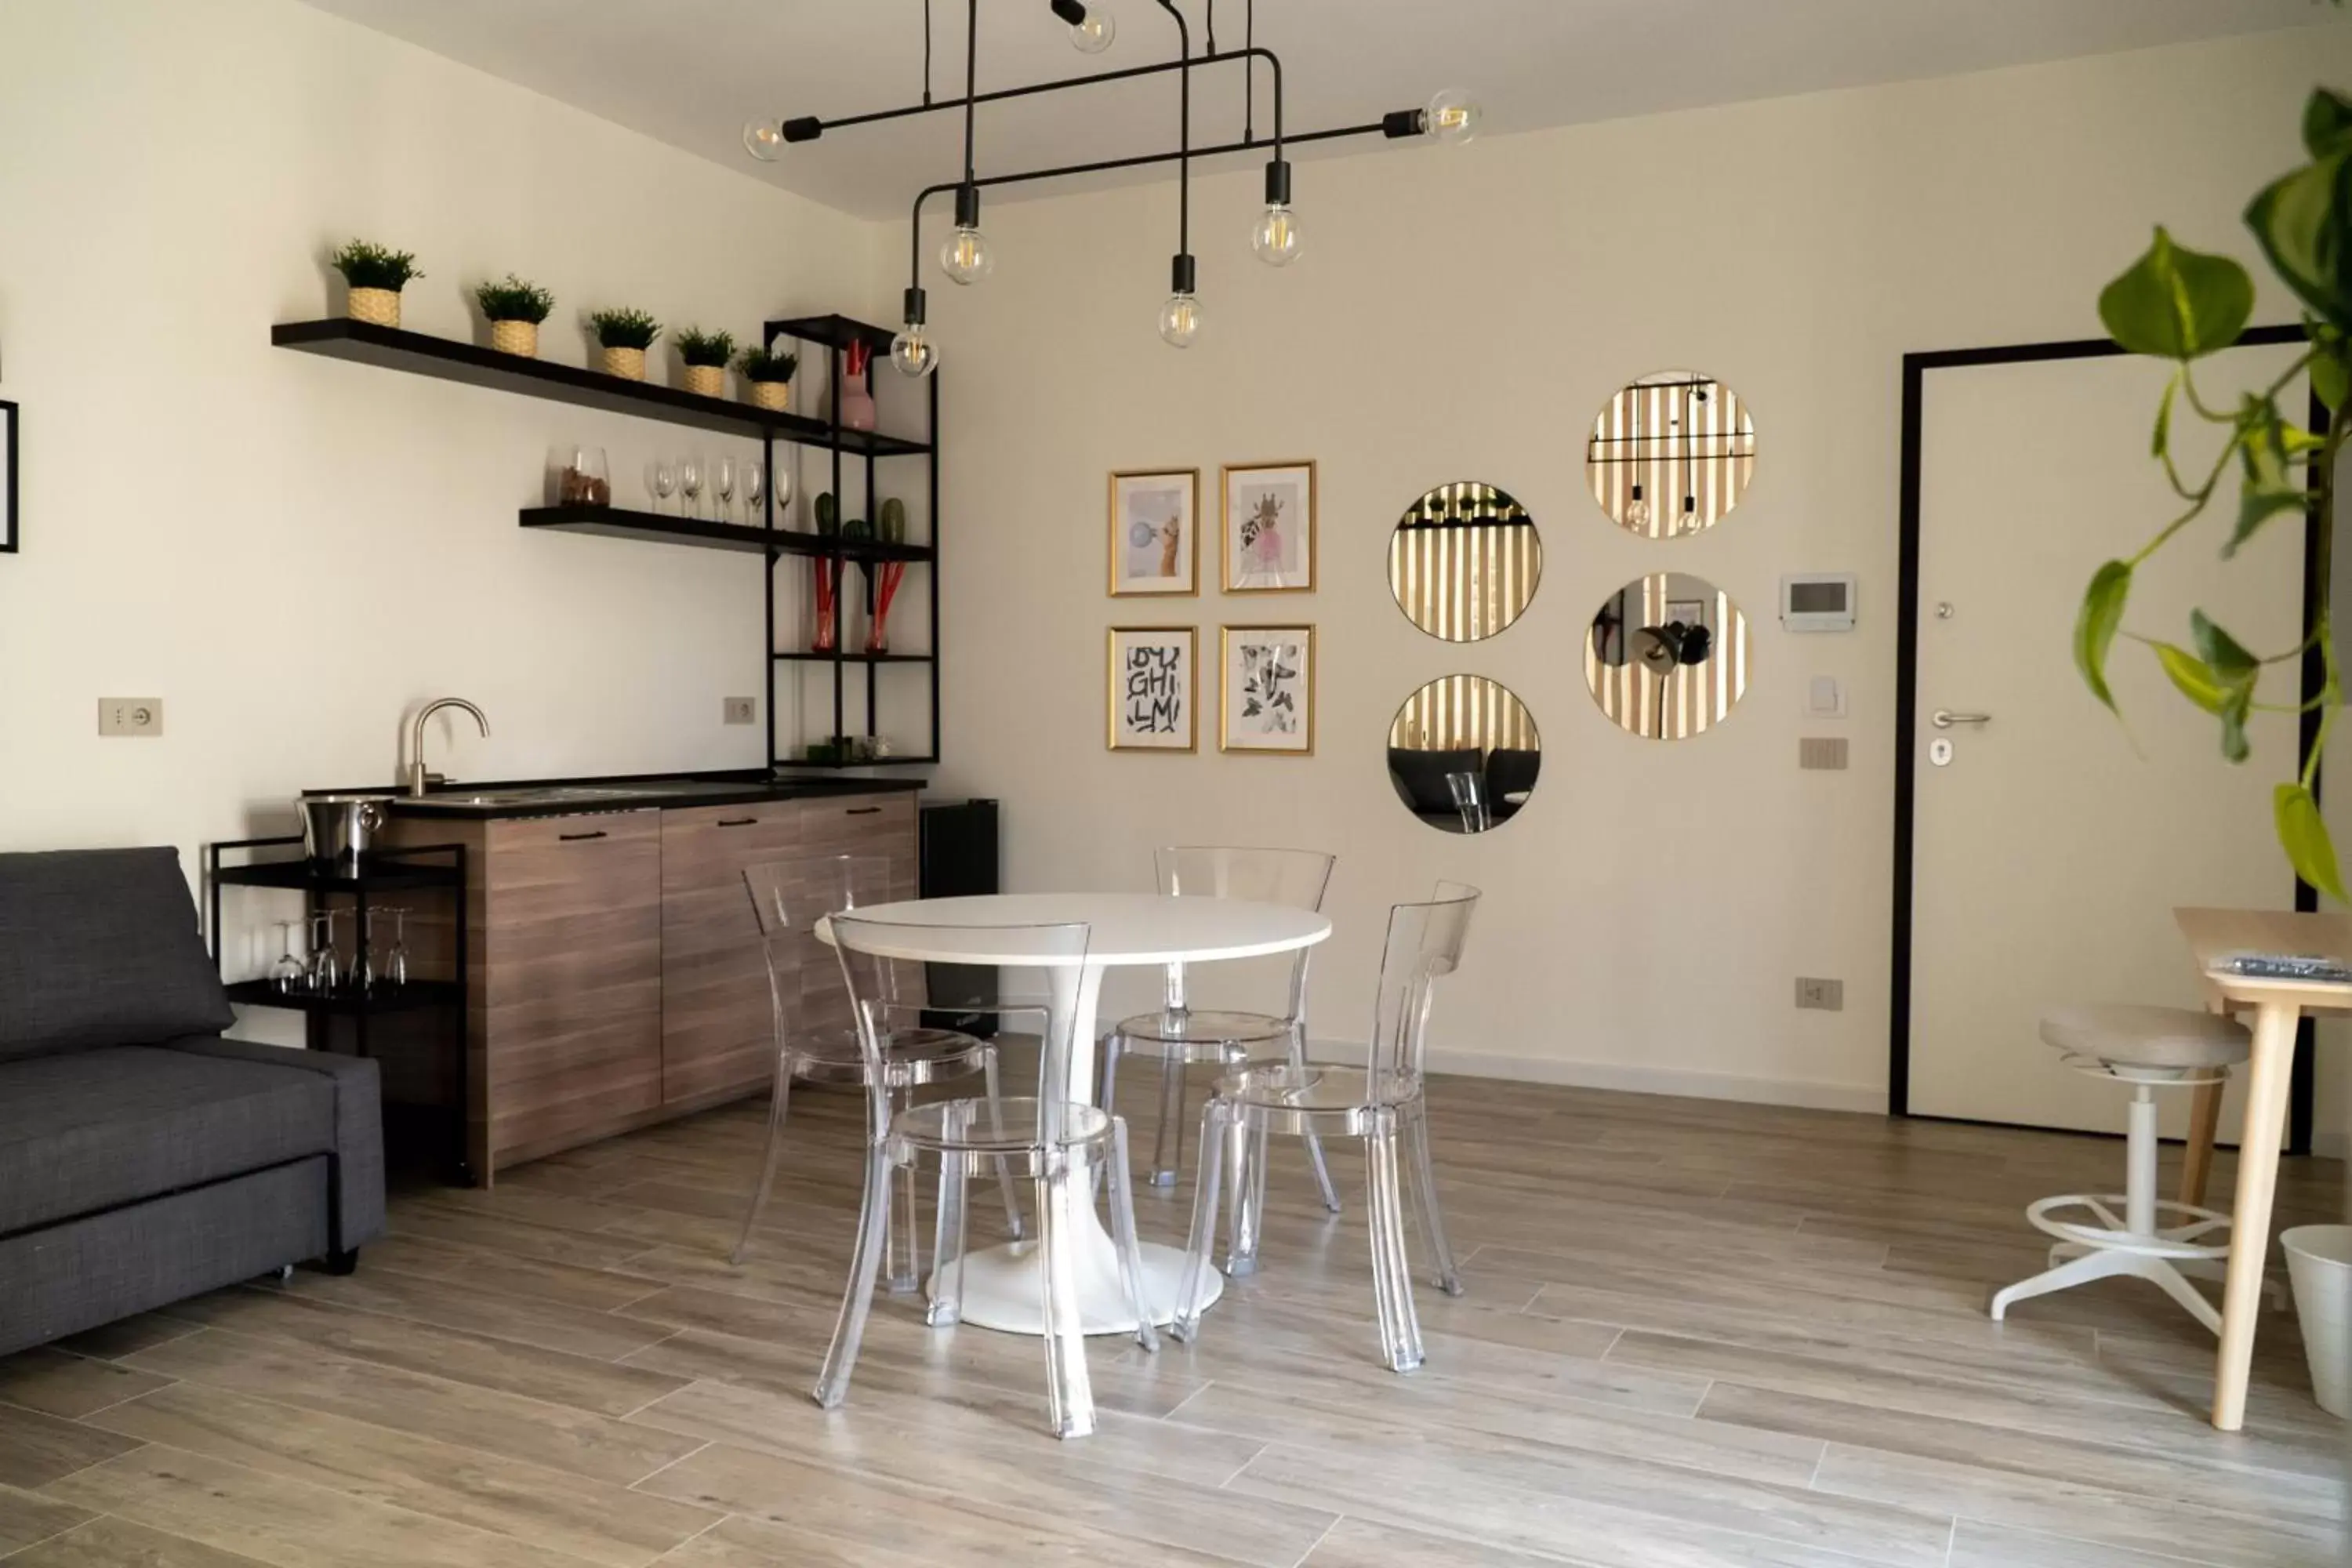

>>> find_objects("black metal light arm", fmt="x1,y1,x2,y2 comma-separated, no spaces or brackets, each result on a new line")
1154,0,1191,261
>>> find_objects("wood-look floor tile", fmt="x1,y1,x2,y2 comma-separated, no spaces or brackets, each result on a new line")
49,1316,201,1364
361,1235,666,1313
5,1515,276,1566
0,1403,141,1490
119,1330,700,1489
645,1513,922,1567
271,1268,672,1361
388,1203,671,1269
1299,1517,1593,1566
0,1482,95,1556
40,1446,606,1568
1944,1519,2232,1567
85,1381,723,1568
154,1289,687,1419
0,1349,173,1421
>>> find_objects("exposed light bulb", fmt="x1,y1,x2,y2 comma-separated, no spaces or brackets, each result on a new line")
742,119,784,162
890,324,938,378
1159,292,1202,348
940,226,993,284
1624,485,1650,531
1071,9,1115,52
1252,203,1301,266
1421,89,1482,145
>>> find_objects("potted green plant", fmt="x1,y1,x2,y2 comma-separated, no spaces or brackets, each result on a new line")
673,328,736,397
474,274,554,358
587,307,661,381
737,343,799,412
330,240,422,329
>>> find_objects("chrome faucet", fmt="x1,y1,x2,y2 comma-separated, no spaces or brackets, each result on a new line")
406,698,491,798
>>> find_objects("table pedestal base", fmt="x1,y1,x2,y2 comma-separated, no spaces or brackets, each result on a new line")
930,1210,1223,1335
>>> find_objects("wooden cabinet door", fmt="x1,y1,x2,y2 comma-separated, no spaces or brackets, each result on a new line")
794,793,919,1039
660,803,800,1106
482,811,662,1164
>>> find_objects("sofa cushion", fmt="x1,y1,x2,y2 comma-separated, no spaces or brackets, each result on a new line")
0,848,233,1060
0,1043,336,1233
1388,746,1485,815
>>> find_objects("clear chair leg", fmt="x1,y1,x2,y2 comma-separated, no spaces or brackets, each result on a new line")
1106,1118,1160,1352
1365,1118,1424,1374
1036,1160,1097,1439
814,1142,894,1409
884,1083,921,1294
1403,1101,1461,1295
1172,1102,1228,1345
1290,1025,1342,1215
928,1145,970,1327
982,1049,1025,1241
1099,1031,1123,1115
731,1062,795,1264
1224,1105,1264,1276
1149,1049,1189,1188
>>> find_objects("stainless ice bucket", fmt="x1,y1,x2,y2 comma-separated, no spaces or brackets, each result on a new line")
299,793,390,869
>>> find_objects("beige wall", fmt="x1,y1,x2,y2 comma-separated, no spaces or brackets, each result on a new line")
0,0,883,888
913,24,2352,1120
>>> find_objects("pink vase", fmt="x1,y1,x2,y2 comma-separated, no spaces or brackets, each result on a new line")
837,386,876,432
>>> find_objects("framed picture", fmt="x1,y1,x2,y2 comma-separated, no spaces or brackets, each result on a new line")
1667,597,1708,627
1221,460,1316,592
1109,469,1199,596
1107,626,1197,751
0,400,16,554
1220,624,1316,754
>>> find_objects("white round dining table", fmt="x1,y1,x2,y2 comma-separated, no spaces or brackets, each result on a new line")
818,891,1331,1335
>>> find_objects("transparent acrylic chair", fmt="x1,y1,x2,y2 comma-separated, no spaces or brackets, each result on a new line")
733,855,1022,1289
1173,881,1480,1372
817,913,1157,1439
1099,848,1341,1272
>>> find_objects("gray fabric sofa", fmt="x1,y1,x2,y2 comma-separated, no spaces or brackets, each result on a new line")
0,848,384,1356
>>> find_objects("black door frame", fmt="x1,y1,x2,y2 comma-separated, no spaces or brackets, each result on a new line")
1889,325,2320,1154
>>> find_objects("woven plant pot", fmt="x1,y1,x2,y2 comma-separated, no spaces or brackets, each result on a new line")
347,287,401,328
488,319,539,358
683,364,725,397
748,380,791,412
599,345,647,381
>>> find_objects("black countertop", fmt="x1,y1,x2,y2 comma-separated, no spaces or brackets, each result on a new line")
303,771,922,822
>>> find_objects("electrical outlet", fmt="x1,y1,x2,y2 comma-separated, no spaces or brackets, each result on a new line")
1795,977,1844,1011
723,696,757,725
98,698,163,737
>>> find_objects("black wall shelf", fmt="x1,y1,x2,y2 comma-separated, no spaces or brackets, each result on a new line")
273,319,929,456
223,978,463,1017
521,505,935,561
774,650,933,664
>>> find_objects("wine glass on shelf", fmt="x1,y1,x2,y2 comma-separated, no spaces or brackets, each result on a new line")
270,921,304,994
354,910,379,996
383,906,411,989
307,909,343,995
680,455,705,521
715,455,738,526
649,459,677,516
771,456,793,514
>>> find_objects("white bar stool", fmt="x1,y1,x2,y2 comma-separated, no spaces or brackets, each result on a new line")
1991,1004,2260,1334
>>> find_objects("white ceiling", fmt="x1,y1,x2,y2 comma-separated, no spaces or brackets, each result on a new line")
300,0,2341,220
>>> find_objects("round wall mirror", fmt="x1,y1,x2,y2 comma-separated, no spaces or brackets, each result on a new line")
1585,370,1756,539
1387,481,1541,641
1386,676,1541,833
1584,573,1749,739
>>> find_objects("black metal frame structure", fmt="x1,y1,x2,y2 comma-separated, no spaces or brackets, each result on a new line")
0,397,16,554
1889,325,2321,1154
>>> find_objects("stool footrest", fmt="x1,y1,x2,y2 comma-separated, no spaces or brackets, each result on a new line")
2021,1194,2232,1261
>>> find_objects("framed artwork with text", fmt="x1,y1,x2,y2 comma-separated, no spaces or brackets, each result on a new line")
1107,626,1197,751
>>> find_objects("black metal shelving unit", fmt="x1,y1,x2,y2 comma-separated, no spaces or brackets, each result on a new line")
205,836,472,1184
272,313,942,771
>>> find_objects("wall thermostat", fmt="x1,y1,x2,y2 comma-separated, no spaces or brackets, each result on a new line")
1781,573,1857,632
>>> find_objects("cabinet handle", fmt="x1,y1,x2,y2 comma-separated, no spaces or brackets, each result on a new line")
717,818,759,828
557,829,608,842
844,806,883,816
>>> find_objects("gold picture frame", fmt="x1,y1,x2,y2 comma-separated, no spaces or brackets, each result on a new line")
1107,625,1198,751
1219,623,1316,755
1221,459,1317,593
1109,468,1200,597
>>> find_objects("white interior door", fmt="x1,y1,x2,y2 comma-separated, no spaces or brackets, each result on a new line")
1907,343,2307,1136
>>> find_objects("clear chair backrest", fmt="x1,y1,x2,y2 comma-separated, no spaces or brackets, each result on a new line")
1155,845,1336,1014
742,854,897,1036
830,914,1092,1137
1366,880,1480,1087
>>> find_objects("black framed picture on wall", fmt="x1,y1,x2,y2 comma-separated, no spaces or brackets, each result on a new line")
0,399,15,553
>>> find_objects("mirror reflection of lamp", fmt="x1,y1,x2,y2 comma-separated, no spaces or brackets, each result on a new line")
1634,621,1712,670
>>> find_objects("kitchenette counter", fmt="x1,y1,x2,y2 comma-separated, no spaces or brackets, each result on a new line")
303,771,923,820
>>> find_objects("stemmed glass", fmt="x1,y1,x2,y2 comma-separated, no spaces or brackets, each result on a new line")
353,910,378,996
382,906,411,989
715,456,738,525
307,909,343,994
679,456,706,521
742,459,766,528
270,921,304,994
650,459,678,516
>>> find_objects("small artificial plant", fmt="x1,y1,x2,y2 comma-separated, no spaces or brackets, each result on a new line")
673,328,737,368
474,274,554,324
2078,84,2352,900
736,343,799,383
587,307,661,350
330,240,422,292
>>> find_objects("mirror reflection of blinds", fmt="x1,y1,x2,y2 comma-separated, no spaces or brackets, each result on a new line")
1387,482,1538,641
1584,579,1750,739
1388,673,1537,753
1587,378,1756,539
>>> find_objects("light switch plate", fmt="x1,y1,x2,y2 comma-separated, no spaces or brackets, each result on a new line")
1806,675,1846,717
723,697,757,725
1795,977,1844,1011
99,698,162,737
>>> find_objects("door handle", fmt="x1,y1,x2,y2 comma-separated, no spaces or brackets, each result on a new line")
716,818,759,827
844,806,883,816
1931,709,1991,729
557,829,608,842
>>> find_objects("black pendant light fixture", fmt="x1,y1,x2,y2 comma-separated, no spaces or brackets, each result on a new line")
748,1,1483,372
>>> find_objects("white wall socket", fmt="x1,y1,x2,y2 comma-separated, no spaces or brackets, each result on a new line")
99,698,163,737
722,696,757,725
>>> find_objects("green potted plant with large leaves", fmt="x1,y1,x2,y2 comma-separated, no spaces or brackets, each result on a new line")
2080,86,2352,901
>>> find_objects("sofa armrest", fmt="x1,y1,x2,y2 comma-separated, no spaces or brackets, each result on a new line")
161,1038,386,1252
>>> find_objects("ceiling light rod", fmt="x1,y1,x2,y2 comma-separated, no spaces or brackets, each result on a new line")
768,45,1283,152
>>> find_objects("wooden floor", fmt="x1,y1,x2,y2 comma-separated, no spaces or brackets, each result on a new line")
1,1073,2346,1567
